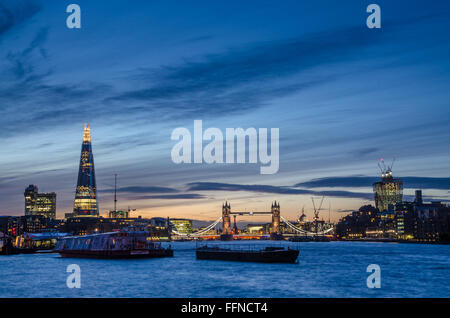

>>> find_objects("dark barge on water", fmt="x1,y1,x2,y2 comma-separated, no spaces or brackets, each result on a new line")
54,227,173,259
196,244,299,263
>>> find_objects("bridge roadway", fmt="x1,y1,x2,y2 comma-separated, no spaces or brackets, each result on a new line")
169,202,334,238
229,211,272,215
170,233,333,241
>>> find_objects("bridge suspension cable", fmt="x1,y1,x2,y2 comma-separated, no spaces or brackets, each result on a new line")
171,217,222,237
280,216,334,236
170,215,333,237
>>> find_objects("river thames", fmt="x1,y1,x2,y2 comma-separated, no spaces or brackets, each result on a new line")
0,241,449,298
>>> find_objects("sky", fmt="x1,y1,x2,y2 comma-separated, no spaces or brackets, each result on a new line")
1,0,450,222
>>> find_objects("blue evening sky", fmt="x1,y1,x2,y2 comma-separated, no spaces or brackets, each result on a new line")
1,0,449,221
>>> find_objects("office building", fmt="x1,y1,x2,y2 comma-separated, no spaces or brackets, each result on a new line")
73,124,99,216
373,166,403,212
170,218,193,234
24,185,56,219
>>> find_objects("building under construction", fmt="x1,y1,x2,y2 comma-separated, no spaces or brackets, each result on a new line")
373,158,403,212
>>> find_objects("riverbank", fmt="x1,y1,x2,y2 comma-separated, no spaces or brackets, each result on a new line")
339,238,450,245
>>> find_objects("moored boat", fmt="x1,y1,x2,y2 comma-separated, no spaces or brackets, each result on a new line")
0,235,17,255
54,227,173,259
196,244,299,263
14,232,70,254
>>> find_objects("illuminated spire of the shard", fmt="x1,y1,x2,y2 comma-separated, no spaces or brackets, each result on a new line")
73,123,99,216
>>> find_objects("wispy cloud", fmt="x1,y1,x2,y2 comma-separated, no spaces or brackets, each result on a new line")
337,209,356,213
0,10,438,139
0,0,41,37
295,176,450,190
186,175,450,201
4,20,391,138
99,186,206,201
131,193,206,200
107,25,385,120
186,182,373,200
351,147,380,157
99,186,179,194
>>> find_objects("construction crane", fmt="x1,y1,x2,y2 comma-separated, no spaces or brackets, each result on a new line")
378,156,397,179
311,196,325,234
377,159,384,174
311,196,325,221
328,202,331,223
390,155,397,170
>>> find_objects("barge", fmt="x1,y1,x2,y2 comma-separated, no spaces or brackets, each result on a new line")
196,244,299,263
289,236,331,242
54,228,173,259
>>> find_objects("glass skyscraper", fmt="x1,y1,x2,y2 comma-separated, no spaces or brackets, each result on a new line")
373,169,403,212
24,185,56,219
73,123,99,216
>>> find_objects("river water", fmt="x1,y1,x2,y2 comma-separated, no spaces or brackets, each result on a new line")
0,241,449,298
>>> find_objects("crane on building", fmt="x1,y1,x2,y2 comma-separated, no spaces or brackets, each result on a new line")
378,156,397,179
311,196,325,234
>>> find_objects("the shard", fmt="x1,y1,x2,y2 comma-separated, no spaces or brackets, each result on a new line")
73,123,99,216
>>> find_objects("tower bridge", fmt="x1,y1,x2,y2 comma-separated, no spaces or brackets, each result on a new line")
221,201,281,239
170,201,334,240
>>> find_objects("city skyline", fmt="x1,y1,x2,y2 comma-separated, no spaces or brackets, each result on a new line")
6,121,450,218
1,0,450,221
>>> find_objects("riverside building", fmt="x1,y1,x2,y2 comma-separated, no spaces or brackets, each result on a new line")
24,185,56,219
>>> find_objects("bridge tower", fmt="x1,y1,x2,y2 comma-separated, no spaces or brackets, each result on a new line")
271,201,280,234
222,202,232,235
